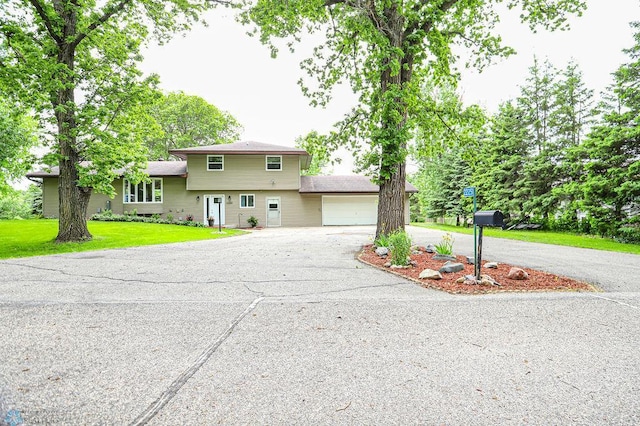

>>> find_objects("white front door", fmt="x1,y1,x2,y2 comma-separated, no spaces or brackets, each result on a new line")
205,195,225,226
266,197,281,227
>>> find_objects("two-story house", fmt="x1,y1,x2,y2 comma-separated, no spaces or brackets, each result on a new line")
29,141,417,227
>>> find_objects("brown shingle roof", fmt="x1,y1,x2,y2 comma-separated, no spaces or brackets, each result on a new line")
299,175,418,193
27,161,187,178
170,141,309,158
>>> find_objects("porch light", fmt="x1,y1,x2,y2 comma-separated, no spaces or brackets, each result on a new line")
227,195,232,203
196,195,200,202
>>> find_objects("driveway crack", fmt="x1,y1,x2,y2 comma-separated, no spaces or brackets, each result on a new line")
129,296,264,426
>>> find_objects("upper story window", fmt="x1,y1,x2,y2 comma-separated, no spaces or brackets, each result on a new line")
207,155,224,171
266,155,282,171
124,178,162,203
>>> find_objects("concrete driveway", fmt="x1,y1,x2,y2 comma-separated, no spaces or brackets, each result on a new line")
0,226,638,424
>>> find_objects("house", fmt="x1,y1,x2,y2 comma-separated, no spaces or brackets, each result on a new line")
28,141,417,227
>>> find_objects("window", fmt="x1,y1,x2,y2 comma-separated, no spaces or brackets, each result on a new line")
124,178,163,203
207,155,224,171
240,194,255,208
266,155,282,171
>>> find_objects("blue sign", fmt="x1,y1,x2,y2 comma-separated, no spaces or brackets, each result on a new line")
463,187,476,197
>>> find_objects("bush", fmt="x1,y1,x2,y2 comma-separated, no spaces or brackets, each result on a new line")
616,226,640,244
374,233,391,248
0,189,32,219
247,216,258,228
388,230,412,266
91,212,205,227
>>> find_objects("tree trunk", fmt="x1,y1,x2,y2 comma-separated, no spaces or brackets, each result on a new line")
374,6,411,240
54,21,92,242
376,161,406,238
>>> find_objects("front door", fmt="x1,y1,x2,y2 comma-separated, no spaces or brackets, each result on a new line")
205,195,225,226
266,197,281,227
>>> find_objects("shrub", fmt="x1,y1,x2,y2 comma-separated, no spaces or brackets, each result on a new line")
374,233,391,248
90,212,205,227
247,216,258,228
388,230,412,266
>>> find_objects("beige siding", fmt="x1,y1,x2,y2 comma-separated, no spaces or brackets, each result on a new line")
184,190,322,227
185,155,301,191
42,178,59,218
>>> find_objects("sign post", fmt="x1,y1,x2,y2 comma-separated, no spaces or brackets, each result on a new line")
463,187,477,275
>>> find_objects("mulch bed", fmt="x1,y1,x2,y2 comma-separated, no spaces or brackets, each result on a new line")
358,244,599,295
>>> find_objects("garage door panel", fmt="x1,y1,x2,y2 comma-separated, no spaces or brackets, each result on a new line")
322,196,378,225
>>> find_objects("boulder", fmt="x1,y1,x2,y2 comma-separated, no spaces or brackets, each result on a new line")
375,247,389,257
425,244,437,253
419,269,443,280
439,261,465,273
466,256,475,265
484,262,498,269
507,267,529,280
433,254,457,261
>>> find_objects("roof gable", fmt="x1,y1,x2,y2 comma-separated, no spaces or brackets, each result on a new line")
170,141,309,157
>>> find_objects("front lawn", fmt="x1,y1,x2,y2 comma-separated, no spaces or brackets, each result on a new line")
411,222,640,255
0,219,247,259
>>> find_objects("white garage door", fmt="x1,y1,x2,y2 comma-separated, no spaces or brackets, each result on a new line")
322,196,378,225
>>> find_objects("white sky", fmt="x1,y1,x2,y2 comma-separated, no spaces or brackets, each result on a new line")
140,0,640,172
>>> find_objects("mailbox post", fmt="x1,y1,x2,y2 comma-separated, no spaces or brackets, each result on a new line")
473,210,504,280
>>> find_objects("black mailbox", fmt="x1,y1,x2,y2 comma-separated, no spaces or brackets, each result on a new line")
474,210,504,227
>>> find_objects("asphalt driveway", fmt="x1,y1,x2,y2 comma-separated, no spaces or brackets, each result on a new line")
0,226,638,424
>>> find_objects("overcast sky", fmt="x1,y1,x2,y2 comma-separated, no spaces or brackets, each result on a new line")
140,0,640,170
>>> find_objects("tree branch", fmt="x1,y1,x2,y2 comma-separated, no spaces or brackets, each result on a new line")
27,0,62,43
71,0,134,48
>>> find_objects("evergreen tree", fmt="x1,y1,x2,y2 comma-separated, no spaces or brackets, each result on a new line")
581,22,640,237
473,102,529,222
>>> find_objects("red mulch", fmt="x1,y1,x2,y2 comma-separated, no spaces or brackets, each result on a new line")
358,244,599,295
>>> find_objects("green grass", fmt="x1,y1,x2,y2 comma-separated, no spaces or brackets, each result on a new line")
411,222,640,255
0,219,248,259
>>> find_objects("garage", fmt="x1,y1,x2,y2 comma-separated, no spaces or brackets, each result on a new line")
322,195,378,225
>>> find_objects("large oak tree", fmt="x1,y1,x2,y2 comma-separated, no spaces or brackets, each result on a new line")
243,0,586,238
0,0,223,242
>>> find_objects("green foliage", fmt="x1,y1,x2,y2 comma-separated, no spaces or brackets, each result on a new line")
247,215,259,228
0,188,32,219
0,98,38,191
374,233,391,249
91,212,205,227
434,233,455,256
412,222,640,255
243,0,585,237
0,219,246,259
388,230,412,266
146,92,242,160
578,22,640,238
0,0,224,241
295,131,333,176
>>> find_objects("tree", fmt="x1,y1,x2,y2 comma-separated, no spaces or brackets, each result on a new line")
244,0,586,238
580,21,640,237
295,130,332,176
473,101,529,222
146,92,242,160
0,0,222,242
0,97,37,193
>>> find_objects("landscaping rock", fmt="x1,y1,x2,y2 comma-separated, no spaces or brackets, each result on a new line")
433,254,457,261
375,247,389,257
383,261,391,267
507,267,529,280
485,262,498,269
425,244,437,253
439,261,465,273
466,256,474,264
419,269,442,280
